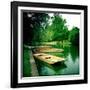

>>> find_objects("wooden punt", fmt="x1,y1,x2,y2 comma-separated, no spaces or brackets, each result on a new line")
35,47,64,53
33,53,65,64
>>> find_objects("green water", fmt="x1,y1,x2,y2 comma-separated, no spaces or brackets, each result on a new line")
23,48,32,77
35,46,79,76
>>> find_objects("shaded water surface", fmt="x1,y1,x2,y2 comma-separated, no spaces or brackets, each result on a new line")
34,46,79,76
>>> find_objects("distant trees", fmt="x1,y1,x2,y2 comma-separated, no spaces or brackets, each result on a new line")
23,12,79,46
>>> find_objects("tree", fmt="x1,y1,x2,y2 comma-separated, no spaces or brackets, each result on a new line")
38,14,69,42
23,12,50,45
50,14,69,41
69,27,79,46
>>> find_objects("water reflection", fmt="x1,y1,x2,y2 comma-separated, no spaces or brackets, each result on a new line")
34,46,79,76
70,46,79,63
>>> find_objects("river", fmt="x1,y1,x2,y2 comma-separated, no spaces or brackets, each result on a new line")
34,46,79,76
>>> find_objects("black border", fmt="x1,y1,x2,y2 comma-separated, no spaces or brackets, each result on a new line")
11,1,88,88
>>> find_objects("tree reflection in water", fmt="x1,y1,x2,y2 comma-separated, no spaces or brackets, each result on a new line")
34,46,79,76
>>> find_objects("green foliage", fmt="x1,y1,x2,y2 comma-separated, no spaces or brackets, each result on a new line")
23,12,79,46
23,12,50,44
31,13,50,42
40,25,54,42
69,27,79,46
50,14,69,41
39,14,69,42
